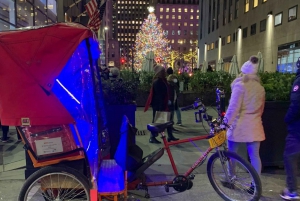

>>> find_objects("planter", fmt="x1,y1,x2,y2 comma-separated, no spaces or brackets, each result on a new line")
260,101,290,167
106,104,136,158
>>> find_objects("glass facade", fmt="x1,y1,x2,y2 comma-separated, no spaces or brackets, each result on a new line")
277,41,300,73
0,0,57,31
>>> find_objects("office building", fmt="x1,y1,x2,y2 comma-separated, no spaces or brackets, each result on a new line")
198,0,300,72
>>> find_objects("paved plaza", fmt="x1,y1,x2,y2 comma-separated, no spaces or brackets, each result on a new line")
0,107,294,200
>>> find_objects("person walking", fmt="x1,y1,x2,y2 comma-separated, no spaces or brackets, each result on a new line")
144,64,179,144
280,58,300,200
166,67,182,127
224,56,266,193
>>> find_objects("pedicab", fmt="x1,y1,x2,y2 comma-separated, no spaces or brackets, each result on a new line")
0,23,262,201
0,23,136,201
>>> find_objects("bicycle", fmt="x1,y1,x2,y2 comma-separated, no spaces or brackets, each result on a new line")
134,88,262,201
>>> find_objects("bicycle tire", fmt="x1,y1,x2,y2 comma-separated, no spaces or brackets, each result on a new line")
18,166,91,201
207,151,262,201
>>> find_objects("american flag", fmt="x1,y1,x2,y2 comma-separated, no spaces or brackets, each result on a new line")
84,0,107,32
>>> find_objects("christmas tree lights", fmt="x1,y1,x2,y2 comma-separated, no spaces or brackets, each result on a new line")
134,12,170,69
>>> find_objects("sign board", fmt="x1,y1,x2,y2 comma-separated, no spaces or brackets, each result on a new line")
35,137,63,156
108,61,115,67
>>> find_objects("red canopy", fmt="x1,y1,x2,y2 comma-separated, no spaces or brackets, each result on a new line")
0,23,94,126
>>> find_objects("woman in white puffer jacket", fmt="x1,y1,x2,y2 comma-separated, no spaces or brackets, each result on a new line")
224,56,266,177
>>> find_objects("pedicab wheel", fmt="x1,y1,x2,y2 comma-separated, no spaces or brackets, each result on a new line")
18,166,90,201
207,151,262,201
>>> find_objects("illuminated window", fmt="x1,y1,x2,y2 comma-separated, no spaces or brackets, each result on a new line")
245,0,249,12
184,8,188,12
172,22,175,26
207,45,210,51
184,22,187,26
178,8,181,12
227,35,231,43
190,30,193,35
178,22,181,26
288,6,298,22
190,24,193,26
191,9,194,12
275,12,283,26
165,30,168,35
178,39,181,44
172,8,175,12
160,15,163,19
197,9,199,13
178,30,181,35
178,15,181,19
166,8,169,12
166,22,169,26
172,15,175,19
253,0,258,7
197,16,199,19
166,15,169,19
190,15,194,19
172,30,175,35
172,39,174,43
211,43,214,50
160,8,163,12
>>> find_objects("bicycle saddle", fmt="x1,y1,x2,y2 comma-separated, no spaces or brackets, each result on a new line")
147,122,174,133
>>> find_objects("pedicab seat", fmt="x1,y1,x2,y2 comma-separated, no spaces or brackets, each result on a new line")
147,121,174,133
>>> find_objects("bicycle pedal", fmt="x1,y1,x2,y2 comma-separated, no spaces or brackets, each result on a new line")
188,174,195,180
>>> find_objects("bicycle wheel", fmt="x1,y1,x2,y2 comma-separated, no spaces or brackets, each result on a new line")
207,151,262,201
19,166,90,201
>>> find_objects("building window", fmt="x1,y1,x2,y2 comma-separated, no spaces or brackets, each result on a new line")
227,35,231,43
260,19,266,32
172,15,175,19
190,15,194,19
172,30,175,35
172,22,175,26
112,53,115,57
191,9,194,12
166,15,169,19
222,37,225,46
253,0,258,8
178,30,181,35
245,0,249,12
233,32,236,41
172,8,175,12
178,8,181,12
250,23,256,35
184,30,188,35
215,40,219,48
235,0,239,18
178,23,181,26
288,5,298,22
172,39,174,43
166,22,169,26
275,12,283,26
165,30,168,35
184,8,188,12
160,8,163,12
160,15,163,19
166,8,169,12
207,45,210,51
190,24,194,26
178,15,181,19
211,43,214,50
184,22,187,26
242,27,248,38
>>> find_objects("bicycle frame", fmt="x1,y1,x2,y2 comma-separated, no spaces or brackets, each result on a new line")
145,132,215,187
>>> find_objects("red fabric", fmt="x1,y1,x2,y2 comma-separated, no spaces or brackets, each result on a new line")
144,86,153,112
0,23,94,126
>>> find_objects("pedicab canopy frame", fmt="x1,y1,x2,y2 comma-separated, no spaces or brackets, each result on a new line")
0,23,108,191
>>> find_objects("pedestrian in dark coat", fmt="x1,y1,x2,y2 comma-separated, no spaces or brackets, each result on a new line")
144,64,179,143
281,58,300,200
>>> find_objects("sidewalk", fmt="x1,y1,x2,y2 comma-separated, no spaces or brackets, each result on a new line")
0,107,292,200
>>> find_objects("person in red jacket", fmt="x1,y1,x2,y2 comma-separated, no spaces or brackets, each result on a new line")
144,64,179,144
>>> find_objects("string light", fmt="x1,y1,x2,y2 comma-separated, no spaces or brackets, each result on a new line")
134,13,170,69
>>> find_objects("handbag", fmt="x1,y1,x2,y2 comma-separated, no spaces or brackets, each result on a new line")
154,111,171,124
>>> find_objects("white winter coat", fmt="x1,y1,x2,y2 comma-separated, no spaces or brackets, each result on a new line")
225,74,266,142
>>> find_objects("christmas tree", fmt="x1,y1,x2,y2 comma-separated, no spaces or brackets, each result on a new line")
134,8,170,69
